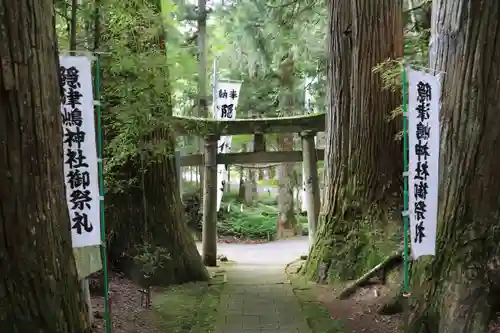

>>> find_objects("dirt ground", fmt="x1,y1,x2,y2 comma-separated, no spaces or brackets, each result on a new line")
317,283,402,333
286,259,402,333
90,268,224,333
91,273,164,333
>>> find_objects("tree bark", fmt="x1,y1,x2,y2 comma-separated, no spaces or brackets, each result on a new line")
408,1,500,332
146,129,211,282
104,4,209,285
244,167,258,205
303,0,403,280
0,1,90,332
197,0,207,186
276,54,299,238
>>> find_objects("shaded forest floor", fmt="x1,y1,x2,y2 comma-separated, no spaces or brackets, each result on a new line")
91,268,226,333
287,259,500,333
286,260,401,333
88,242,500,333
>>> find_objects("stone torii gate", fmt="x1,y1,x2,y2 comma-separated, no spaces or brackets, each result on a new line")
170,113,325,266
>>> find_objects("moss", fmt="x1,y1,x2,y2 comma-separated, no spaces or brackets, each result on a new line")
303,204,401,283
152,269,226,333
286,261,344,333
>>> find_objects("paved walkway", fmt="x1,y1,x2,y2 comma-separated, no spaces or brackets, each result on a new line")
210,237,312,333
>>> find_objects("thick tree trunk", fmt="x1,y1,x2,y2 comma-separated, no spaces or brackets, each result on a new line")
276,55,299,238
277,135,298,237
107,150,209,285
0,1,90,332
303,0,403,280
408,1,500,332
105,19,209,285
197,0,207,186
145,129,210,284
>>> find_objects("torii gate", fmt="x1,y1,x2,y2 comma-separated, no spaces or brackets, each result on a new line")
170,113,325,266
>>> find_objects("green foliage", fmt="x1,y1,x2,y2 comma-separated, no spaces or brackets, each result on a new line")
257,178,279,186
55,0,203,192
209,0,327,119
218,203,277,239
99,0,197,192
217,192,307,239
133,243,171,277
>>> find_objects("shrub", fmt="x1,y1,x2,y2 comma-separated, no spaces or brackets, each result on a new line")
217,203,277,239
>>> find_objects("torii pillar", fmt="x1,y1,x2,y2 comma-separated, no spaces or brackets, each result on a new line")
301,130,320,247
202,134,219,266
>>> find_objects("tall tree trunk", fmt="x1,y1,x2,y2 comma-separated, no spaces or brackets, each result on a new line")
276,54,299,238
408,1,500,332
197,0,207,186
303,0,403,281
105,2,209,285
0,1,90,332
143,129,210,284
148,8,209,284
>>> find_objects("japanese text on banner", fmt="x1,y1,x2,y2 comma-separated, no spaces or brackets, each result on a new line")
59,56,101,248
213,81,241,211
407,68,441,259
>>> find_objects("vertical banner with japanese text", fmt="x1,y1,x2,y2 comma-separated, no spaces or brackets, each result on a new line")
407,68,441,259
214,81,241,211
60,56,101,248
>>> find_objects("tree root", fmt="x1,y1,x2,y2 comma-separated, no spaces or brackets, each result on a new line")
338,248,403,300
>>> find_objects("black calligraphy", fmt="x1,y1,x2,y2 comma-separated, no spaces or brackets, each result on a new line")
414,221,426,243
221,104,234,118
413,80,432,244
60,64,94,236
218,87,238,119
218,141,230,153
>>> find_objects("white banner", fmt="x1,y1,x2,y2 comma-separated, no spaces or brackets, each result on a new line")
214,81,241,211
60,56,101,248
407,68,441,259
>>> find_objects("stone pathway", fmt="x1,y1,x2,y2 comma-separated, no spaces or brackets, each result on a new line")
215,264,312,333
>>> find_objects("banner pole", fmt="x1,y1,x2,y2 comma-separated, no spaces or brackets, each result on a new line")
94,54,112,333
402,65,410,331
